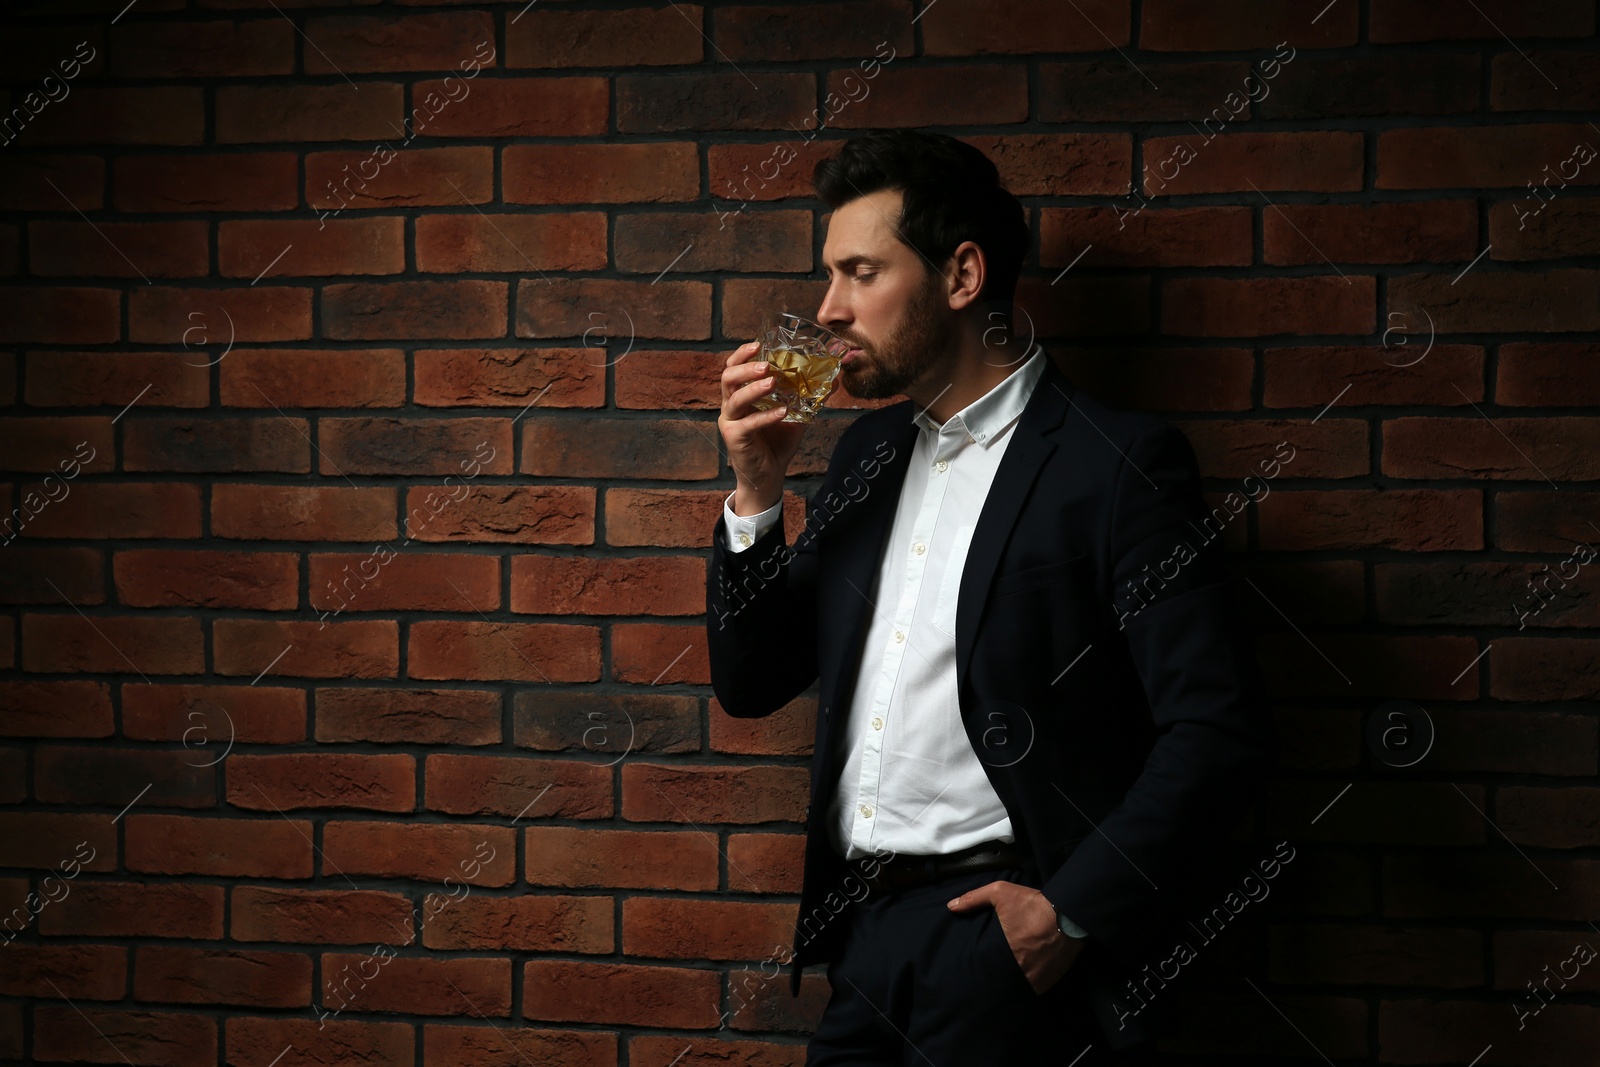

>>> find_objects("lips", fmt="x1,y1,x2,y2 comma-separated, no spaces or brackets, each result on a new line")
842,348,863,366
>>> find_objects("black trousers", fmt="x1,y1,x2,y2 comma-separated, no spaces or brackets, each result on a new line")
805,862,1155,1066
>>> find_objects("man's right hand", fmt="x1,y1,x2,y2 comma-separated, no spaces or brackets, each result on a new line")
717,340,807,516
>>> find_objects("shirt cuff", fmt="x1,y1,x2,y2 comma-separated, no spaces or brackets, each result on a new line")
723,491,783,553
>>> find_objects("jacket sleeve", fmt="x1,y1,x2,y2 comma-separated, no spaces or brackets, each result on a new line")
1039,421,1278,965
706,487,822,719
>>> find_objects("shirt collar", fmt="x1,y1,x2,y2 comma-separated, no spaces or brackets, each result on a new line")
910,340,1047,450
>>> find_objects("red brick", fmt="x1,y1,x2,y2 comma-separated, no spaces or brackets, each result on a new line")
726,831,805,893
29,219,209,278
1039,61,1252,124
1061,346,1253,412
1242,561,1366,625
21,614,203,675
1162,276,1375,336
718,1,911,60
1491,50,1600,112
12,86,202,146
129,286,310,344
407,621,600,682
307,146,493,209
1263,345,1486,408
1492,638,1600,701
124,417,310,473
115,151,297,212
721,277,828,341
38,880,223,939
231,885,415,946
111,19,294,77
414,76,607,137
1371,0,1593,42
511,690,700,755
604,488,803,549
1498,342,1600,406
323,280,506,340
211,484,396,542
321,820,517,884
226,1018,412,1067
614,350,724,411
520,418,719,481
1384,417,1600,481
1259,489,1482,551
522,959,718,1027
424,1025,611,1064
0,681,112,738
414,348,604,409
0,416,113,473
1426,709,1597,777
1494,492,1600,552
318,417,512,476
36,748,214,806
1497,786,1600,848
216,83,404,143
315,687,501,746
1041,206,1252,268
517,278,711,341
624,897,793,960
510,5,704,66
618,72,816,132
1141,1,1356,50
622,763,806,823
1376,561,1600,629
213,619,398,680
1256,635,1482,699
122,683,305,746
611,623,708,685
219,348,406,408
1493,930,1600,991
1264,201,1479,265
24,351,208,408
0,945,127,1000
114,549,297,610
415,211,606,273
505,142,699,205
1378,123,1600,188
427,753,611,820
1143,132,1363,195
1256,54,1480,119
420,892,611,952
302,12,495,74
708,141,845,204
33,1006,215,1065
10,483,198,543
227,753,416,812
0,286,119,343
1176,419,1365,479
334,959,455,1029
402,484,595,545
0,154,104,212
523,827,720,890
136,946,310,1007
219,217,404,278
616,210,812,274
309,550,499,615
0,812,116,870
827,65,1027,128
509,555,706,617
1491,196,1600,261
0,546,100,605
126,813,313,878
1269,925,1482,987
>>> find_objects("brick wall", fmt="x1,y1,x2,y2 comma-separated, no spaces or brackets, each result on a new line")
1,0,1598,1064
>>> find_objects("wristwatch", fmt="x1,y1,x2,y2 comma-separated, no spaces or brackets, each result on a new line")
1052,904,1088,940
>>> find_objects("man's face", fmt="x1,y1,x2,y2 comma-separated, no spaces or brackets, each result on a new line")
816,188,954,401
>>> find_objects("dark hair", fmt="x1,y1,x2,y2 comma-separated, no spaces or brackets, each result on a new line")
813,129,1029,324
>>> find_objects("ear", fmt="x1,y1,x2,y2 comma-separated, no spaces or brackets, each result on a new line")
946,240,986,312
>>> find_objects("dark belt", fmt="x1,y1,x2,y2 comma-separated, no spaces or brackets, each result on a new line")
857,838,1022,896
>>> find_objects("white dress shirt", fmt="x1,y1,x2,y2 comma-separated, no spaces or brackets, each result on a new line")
722,341,1086,938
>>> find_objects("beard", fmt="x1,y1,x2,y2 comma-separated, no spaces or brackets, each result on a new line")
834,273,952,401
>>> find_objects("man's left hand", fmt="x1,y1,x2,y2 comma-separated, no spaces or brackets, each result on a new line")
947,879,1085,995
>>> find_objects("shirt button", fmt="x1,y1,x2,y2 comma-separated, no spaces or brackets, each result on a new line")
913,542,926,555
893,630,904,643
860,804,873,818
871,716,883,730
935,460,948,473
737,532,751,546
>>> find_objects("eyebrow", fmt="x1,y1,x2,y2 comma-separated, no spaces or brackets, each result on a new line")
823,254,884,274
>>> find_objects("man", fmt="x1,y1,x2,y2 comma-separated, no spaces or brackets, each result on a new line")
707,129,1276,1064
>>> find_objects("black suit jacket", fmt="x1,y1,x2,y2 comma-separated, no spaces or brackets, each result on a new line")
706,352,1277,1047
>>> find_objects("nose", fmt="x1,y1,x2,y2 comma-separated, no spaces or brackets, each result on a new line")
816,275,851,335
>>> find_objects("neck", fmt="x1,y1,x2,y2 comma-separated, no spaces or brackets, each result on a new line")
908,329,1028,426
